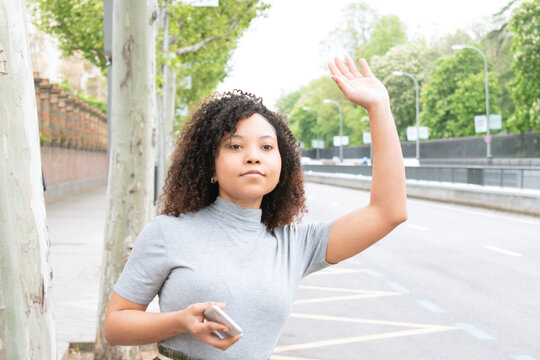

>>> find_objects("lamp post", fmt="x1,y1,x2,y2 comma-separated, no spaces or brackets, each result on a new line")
322,99,343,163
392,70,420,160
451,44,491,159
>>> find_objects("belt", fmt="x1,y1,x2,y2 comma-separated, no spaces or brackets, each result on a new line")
157,344,205,360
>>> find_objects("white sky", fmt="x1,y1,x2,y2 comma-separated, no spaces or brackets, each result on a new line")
217,0,510,109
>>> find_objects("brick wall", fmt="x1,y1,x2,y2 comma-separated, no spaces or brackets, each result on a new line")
34,73,109,200
40,146,107,188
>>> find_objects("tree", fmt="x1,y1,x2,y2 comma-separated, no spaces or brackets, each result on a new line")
277,76,370,149
507,0,540,133
31,0,106,71
0,1,56,358
168,0,269,127
420,47,493,138
357,15,407,61
93,0,158,358
370,41,439,140
321,2,376,57
450,72,501,137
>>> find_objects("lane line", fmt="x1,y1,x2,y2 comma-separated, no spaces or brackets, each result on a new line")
510,355,537,360
274,326,458,352
299,285,389,294
455,323,496,340
294,293,399,304
416,201,540,226
291,313,458,329
406,223,428,231
386,281,410,293
363,268,383,277
416,300,446,313
310,268,363,276
484,245,523,257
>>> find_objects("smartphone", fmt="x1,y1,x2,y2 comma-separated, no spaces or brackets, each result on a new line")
203,305,243,339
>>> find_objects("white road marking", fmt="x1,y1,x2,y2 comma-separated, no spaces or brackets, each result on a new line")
296,285,399,304
455,322,496,340
309,268,363,276
386,282,410,293
510,355,537,360
273,313,458,352
406,223,428,231
484,245,523,257
416,299,446,313
418,201,540,226
363,268,383,277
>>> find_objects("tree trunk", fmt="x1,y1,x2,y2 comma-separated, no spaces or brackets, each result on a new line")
0,1,56,359
164,70,176,179
94,0,157,358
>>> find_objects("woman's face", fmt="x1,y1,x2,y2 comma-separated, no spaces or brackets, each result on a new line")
214,113,282,209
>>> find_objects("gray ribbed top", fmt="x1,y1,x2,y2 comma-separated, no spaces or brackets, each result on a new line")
114,196,333,360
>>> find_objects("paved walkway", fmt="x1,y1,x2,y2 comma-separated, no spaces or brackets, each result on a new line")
47,186,108,357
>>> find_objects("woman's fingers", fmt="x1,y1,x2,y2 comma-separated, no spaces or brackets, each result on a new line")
205,333,243,351
345,56,362,77
358,58,373,77
334,57,354,80
328,60,342,77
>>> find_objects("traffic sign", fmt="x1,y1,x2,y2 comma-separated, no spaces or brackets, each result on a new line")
333,136,349,146
484,134,492,144
363,132,371,144
475,115,487,133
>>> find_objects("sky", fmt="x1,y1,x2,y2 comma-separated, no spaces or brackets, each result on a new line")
216,0,510,109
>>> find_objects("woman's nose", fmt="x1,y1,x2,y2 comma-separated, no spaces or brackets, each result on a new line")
245,147,261,164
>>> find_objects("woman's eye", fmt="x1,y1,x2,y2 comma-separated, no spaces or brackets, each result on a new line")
262,145,273,150
230,144,241,150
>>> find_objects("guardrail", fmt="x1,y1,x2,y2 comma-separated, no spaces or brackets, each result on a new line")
302,164,540,190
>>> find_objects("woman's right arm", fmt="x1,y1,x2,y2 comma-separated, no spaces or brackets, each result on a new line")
104,291,243,350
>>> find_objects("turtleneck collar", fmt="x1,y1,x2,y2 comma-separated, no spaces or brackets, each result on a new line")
207,196,264,229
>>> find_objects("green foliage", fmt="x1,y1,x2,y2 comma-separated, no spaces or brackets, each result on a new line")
370,41,439,140
507,0,540,133
276,77,369,149
30,0,106,71
420,47,495,138
481,23,515,122
356,15,407,61
451,72,501,136
166,0,269,129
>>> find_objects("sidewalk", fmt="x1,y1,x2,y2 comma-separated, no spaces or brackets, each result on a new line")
47,185,108,358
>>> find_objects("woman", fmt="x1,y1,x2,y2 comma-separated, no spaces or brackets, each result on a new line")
103,57,407,360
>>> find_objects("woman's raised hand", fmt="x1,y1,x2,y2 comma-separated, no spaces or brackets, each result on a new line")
328,56,389,112
181,302,242,351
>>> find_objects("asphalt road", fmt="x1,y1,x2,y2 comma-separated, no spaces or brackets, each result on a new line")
272,182,540,360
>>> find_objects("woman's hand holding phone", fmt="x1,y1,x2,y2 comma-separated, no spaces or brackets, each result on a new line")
180,302,243,351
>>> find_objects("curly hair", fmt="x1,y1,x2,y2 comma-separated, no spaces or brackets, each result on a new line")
159,90,306,231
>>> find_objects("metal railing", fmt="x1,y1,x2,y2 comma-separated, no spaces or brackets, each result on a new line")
302,164,540,190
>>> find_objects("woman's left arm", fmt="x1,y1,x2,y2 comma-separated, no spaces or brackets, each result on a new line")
325,56,407,264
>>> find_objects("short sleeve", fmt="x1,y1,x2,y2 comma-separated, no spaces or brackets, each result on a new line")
290,220,334,278
114,217,170,305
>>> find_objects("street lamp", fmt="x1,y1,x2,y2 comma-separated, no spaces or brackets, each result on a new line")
322,99,343,163
452,44,492,159
392,70,420,160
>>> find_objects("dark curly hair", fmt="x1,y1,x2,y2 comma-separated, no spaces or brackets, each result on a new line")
159,90,306,231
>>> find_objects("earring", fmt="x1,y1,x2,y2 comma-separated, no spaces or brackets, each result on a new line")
211,176,217,184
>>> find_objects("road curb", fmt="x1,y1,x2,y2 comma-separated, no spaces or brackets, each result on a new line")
304,171,540,217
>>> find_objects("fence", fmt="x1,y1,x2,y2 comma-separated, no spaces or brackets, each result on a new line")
302,164,540,191
34,73,109,202
301,132,540,160
34,72,107,151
